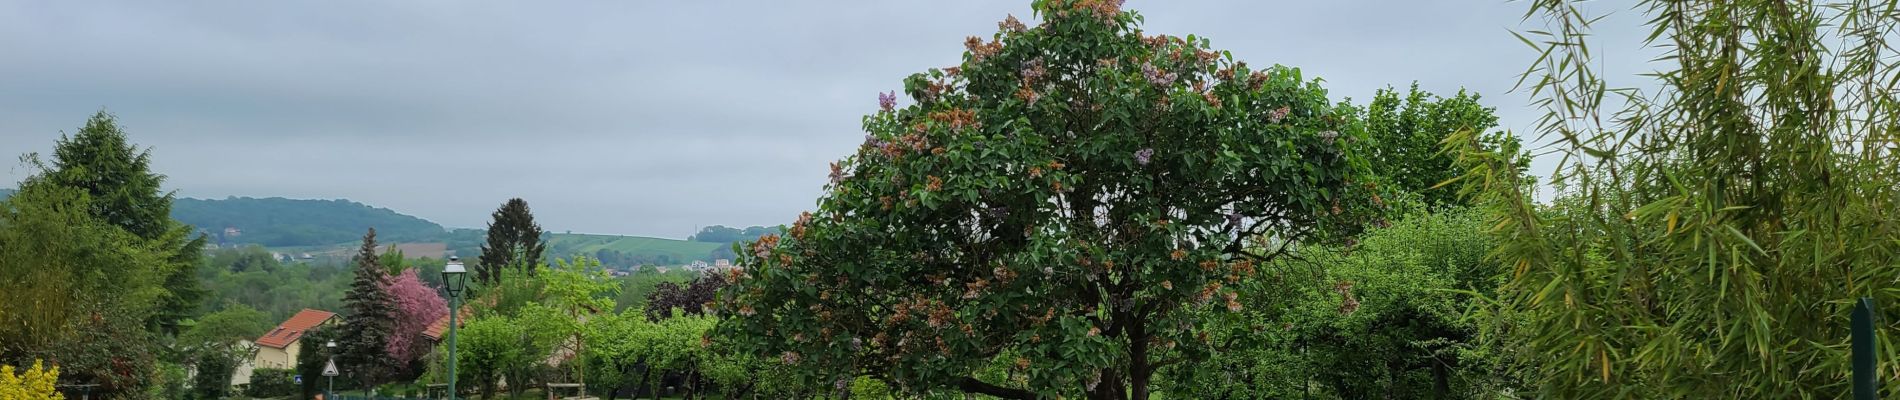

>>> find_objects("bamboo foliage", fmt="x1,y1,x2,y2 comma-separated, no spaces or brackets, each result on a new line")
1448,0,1900,397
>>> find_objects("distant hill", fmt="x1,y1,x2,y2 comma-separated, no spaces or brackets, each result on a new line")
172,197,447,247
164,195,729,265
0,188,11,200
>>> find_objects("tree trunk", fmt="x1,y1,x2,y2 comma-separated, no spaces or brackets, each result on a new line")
1088,367,1125,400
632,361,653,400
686,371,699,400
644,370,660,400
1128,317,1151,400
1432,359,1450,399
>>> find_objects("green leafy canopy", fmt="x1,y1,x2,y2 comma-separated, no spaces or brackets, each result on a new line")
716,1,1380,398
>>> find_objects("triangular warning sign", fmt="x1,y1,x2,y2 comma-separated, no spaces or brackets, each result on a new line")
322,359,340,376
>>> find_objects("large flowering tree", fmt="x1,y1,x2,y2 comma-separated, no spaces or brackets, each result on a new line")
383,268,447,369
715,1,1374,399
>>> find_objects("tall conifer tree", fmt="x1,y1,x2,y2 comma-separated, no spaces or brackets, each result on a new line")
477,198,546,285
339,228,397,387
27,111,204,332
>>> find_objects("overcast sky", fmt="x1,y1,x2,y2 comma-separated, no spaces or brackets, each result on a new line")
0,1,1656,239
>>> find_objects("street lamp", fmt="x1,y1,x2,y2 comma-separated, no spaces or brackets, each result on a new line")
325,340,337,397
443,256,469,400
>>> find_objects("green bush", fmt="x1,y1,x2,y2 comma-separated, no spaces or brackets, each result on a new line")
1158,209,1518,398
246,368,298,398
849,376,891,399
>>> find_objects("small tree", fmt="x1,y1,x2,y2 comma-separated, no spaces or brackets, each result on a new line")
339,228,397,388
644,273,726,321
581,311,654,400
295,325,341,399
1358,84,1519,210
188,352,238,399
382,268,447,375
380,245,408,276
181,304,269,400
716,2,1374,398
533,257,618,388
454,316,527,399
477,198,546,285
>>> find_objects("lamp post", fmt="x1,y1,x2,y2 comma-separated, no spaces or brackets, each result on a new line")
443,257,469,400
325,340,337,397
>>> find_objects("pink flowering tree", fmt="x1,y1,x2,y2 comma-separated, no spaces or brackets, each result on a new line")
383,268,448,368
715,1,1378,399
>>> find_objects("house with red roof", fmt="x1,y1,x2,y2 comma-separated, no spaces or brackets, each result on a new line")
252,309,337,370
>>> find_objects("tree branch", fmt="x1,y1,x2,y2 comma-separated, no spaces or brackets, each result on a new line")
1235,229,1305,264
958,377,1039,399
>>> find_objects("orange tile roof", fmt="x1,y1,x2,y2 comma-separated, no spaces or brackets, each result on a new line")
256,309,336,349
422,304,477,342
421,314,451,341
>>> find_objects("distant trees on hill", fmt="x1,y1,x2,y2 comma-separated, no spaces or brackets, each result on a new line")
687,225,779,244
171,197,446,247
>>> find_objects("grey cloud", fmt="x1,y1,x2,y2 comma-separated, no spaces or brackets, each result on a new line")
0,1,1656,238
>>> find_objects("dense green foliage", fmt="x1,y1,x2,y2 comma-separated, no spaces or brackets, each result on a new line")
172,196,447,247
197,246,353,323
415,259,801,399
436,258,600,398
1359,84,1520,209
448,313,534,398
29,111,207,334
478,198,548,284
0,185,171,361
37,112,183,241
244,368,298,398
717,2,1381,398
1160,209,1519,398
0,113,207,398
1444,0,1900,397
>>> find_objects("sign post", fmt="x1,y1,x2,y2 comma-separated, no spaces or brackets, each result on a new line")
1853,297,1876,400
323,358,339,398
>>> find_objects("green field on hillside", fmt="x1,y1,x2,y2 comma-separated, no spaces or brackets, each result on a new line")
545,233,723,262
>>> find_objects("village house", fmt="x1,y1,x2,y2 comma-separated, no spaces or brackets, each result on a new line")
252,309,337,370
